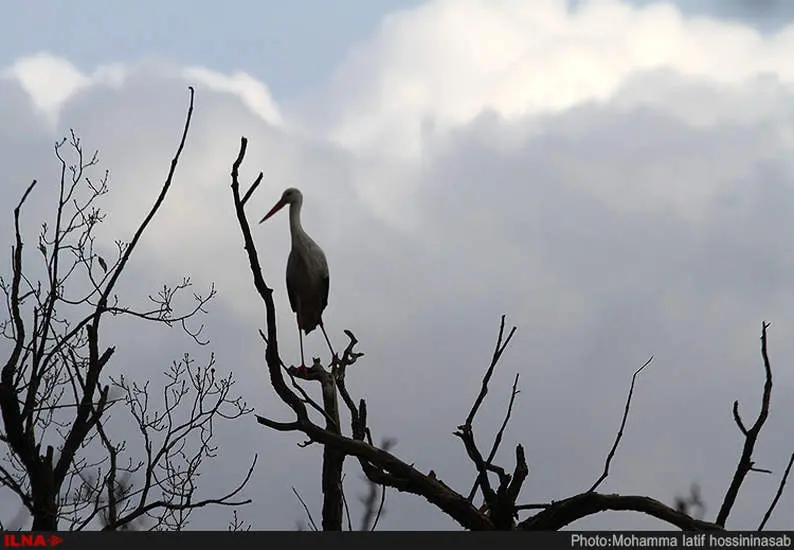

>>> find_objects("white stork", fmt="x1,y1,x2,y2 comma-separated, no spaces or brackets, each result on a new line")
259,187,335,371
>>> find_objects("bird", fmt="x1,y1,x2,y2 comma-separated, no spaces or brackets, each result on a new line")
259,187,335,372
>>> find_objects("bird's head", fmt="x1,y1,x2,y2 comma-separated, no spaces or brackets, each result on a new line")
259,187,303,223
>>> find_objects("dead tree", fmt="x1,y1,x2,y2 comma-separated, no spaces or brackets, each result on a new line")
0,88,254,531
231,136,791,531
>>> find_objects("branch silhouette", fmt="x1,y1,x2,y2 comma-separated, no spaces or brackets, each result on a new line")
1,88,253,531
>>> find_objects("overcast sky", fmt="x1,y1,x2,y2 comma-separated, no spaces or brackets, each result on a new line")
2,0,794,531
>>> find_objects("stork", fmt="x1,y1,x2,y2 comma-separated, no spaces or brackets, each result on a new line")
259,187,335,372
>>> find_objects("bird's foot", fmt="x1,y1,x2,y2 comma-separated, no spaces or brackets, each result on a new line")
295,365,309,377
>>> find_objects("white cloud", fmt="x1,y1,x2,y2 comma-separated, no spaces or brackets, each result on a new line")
291,0,794,229
317,0,794,157
2,54,282,129
182,67,283,125
4,54,90,125
3,53,130,126
3,0,794,531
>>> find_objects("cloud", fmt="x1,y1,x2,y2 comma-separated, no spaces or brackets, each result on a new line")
285,0,794,234
2,54,282,129
313,0,794,155
2,0,794,530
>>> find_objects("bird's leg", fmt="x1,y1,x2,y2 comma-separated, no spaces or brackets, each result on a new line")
319,321,337,363
296,315,308,376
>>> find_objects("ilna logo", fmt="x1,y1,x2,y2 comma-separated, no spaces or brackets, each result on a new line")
2,534,62,547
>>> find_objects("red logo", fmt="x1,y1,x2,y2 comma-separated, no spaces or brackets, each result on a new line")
2,534,62,547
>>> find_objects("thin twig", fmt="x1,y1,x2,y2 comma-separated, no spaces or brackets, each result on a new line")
241,173,264,206
291,487,318,531
588,356,653,493
340,481,353,531
371,485,386,531
466,315,517,426
758,452,794,531
515,503,552,511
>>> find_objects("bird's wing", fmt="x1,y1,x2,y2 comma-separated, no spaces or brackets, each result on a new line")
314,244,329,310
286,252,299,313
321,272,329,311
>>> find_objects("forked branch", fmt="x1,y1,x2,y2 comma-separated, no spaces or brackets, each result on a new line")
716,322,774,527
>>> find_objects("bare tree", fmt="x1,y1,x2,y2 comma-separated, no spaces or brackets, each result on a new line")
231,135,792,531
0,88,255,531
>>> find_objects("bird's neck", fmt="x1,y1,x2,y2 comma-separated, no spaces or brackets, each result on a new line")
288,202,307,245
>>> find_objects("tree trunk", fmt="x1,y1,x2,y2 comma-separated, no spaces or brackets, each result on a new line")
30,461,58,531
320,372,344,531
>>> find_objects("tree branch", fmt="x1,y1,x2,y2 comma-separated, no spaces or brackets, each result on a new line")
758,452,794,531
0,180,38,474
715,322,773,527
518,492,723,531
455,316,517,509
588,356,653,493
55,87,196,490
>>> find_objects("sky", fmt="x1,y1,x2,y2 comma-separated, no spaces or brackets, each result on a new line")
1,0,794,531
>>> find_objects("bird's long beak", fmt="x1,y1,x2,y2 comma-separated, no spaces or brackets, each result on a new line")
259,199,286,223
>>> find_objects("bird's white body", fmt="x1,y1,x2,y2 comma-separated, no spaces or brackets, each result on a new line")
285,197,329,334
260,188,333,368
